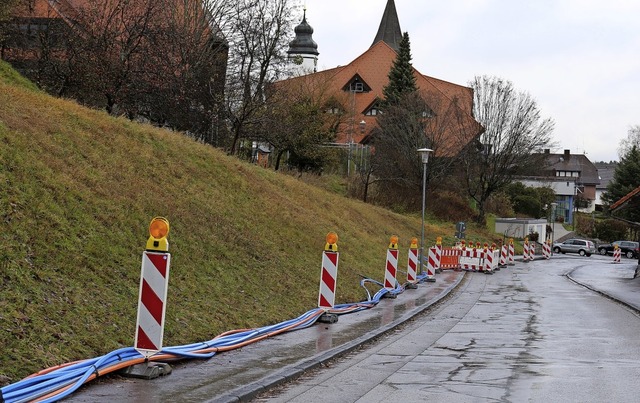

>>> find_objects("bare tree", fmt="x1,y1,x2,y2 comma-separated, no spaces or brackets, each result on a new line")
617,125,640,160
3,0,230,144
223,0,297,156
460,75,555,224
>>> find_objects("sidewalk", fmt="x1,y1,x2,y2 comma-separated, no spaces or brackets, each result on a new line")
566,257,640,311
68,271,465,402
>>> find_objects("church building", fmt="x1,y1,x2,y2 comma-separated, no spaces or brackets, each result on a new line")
281,0,483,158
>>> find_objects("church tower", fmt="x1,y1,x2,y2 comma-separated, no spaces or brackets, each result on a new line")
371,0,402,52
287,8,319,75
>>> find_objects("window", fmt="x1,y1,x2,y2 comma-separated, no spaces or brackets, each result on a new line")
342,74,371,93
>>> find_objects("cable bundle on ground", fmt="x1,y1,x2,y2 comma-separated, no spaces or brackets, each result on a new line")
1,273,423,403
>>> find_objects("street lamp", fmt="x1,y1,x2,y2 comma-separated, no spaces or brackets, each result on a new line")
418,148,433,282
550,202,557,255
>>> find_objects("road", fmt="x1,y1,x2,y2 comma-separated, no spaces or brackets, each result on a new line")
256,257,640,402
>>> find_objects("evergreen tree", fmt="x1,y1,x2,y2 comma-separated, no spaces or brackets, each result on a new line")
602,145,640,222
382,32,417,106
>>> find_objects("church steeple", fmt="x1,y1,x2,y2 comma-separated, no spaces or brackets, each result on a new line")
287,8,319,75
371,0,402,52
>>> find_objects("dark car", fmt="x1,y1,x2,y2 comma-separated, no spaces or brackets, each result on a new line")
597,241,639,259
552,239,596,256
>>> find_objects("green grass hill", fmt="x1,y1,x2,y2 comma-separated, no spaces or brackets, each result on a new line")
0,60,495,384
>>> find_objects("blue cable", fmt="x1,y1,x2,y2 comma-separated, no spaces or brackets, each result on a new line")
1,274,419,402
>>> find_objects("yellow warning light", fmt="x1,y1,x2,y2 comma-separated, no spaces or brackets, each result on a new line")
509,238,514,244
389,235,399,250
146,217,170,252
410,237,418,248
325,232,338,252
436,236,442,245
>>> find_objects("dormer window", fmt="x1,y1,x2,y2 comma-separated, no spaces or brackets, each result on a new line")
363,99,382,116
342,74,371,93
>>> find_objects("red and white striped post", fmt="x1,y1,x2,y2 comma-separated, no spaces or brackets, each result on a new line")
318,232,339,312
523,238,530,262
384,236,400,289
384,235,399,291
499,243,508,268
613,245,621,264
406,237,419,286
508,238,515,265
434,237,443,273
483,243,494,274
543,240,551,259
135,217,171,358
426,246,437,282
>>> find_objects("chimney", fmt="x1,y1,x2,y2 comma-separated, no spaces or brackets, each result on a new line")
563,149,571,161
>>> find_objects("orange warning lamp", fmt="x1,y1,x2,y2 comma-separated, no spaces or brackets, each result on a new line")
389,235,399,250
325,232,338,252
410,237,418,249
146,217,170,252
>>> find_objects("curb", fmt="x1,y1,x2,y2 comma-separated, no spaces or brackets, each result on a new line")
212,272,466,403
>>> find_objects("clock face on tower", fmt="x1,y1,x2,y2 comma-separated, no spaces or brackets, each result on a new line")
292,55,304,65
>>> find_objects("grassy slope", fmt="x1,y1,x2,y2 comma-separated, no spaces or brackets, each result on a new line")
0,60,496,383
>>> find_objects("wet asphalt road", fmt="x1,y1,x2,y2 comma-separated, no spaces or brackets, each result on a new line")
255,256,640,402
65,255,640,402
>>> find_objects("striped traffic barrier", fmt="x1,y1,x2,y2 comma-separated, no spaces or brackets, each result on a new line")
508,238,515,265
384,235,399,291
460,245,484,271
543,240,551,259
434,237,443,273
426,246,437,282
523,238,530,262
613,246,621,264
499,244,508,268
483,244,494,274
407,237,419,285
318,232,339,310
135,217,171,358
440,248,462,270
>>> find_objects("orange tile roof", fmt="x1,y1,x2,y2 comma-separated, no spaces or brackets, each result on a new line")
276,41,483,157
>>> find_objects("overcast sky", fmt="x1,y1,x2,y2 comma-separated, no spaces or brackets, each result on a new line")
301,0,640,163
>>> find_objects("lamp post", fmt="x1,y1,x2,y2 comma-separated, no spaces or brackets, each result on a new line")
417,148,433,279
550,202,557,255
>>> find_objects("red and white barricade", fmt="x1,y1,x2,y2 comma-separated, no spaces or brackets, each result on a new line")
542,241,551,259
407,238,419,284
135,217,171,358
499,245,508,267
318,250,339,309
440,248,462,270
508,239,515,265
483,245,494,274
460,246,484,271
613,247,621,263
426,247,437,281
384,236,399,290
523,240,531,262
528,241,536,261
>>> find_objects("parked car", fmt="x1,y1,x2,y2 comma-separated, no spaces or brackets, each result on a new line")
597,241,639,259
552,239,596,256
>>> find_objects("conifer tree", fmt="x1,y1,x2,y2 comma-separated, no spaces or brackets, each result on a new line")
382,32,417,106
602,145,640,222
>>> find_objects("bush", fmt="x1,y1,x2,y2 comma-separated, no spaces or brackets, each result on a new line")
513,195,541,218
485,192,514,217
428,190,475,222
576,214,596,238
595,219,629,242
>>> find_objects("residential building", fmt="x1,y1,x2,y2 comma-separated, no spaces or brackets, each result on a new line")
594,161,617,212
519,149,600,223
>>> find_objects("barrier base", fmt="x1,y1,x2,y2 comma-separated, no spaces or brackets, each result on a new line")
425,277,436,283
406,282,418,289
318,312,339,323
120,362,172,380
382,292,397,299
